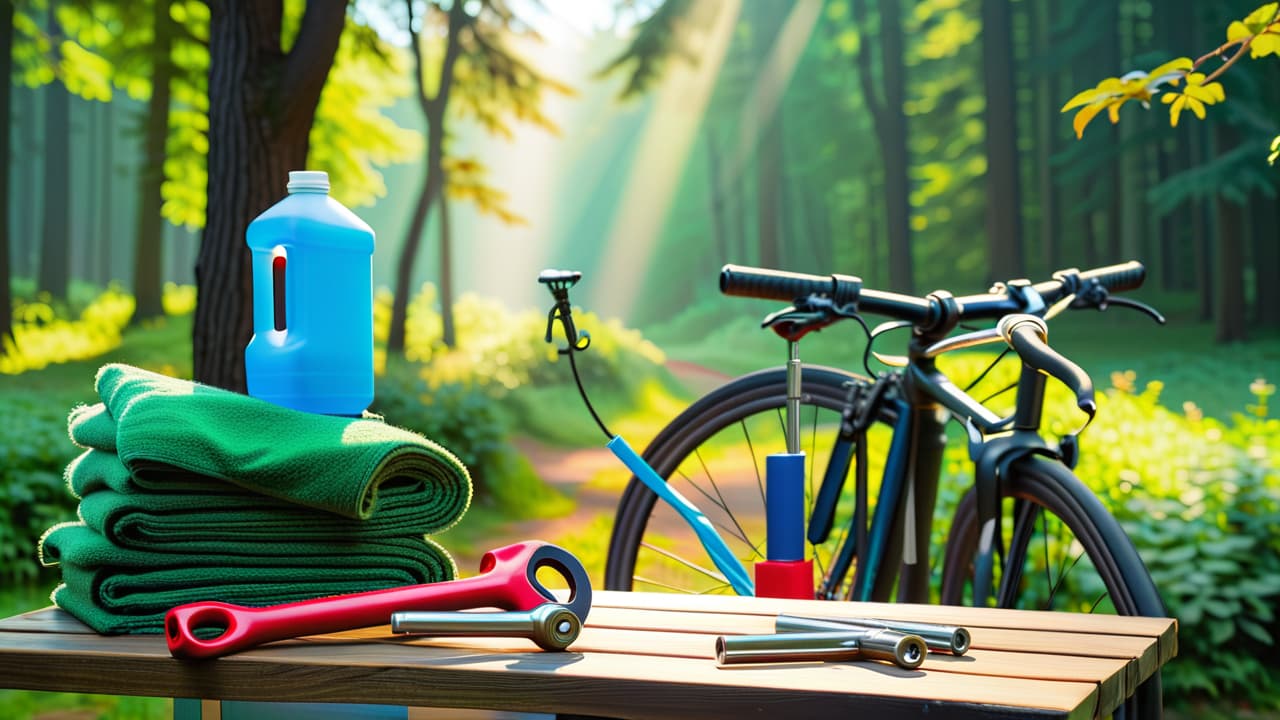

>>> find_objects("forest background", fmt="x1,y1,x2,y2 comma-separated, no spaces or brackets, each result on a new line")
1,0,1278,716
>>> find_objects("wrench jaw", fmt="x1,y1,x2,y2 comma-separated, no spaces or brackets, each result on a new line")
527,544,593,623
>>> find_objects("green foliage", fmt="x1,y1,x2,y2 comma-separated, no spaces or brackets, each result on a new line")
1112,379,1280,705
928,354,1280,707
372,283,674,501
1,283,195,376
374,358,510,494
56,0,420,228
307,14,424,210
0,394,81,587
377,284,666,397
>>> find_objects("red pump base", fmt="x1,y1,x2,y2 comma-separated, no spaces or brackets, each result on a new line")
754,559,814,599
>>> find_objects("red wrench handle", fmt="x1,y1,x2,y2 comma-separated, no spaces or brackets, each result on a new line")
165,541,587,660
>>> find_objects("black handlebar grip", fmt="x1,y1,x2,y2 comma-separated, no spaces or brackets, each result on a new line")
1079,261,1146,294
999,316,1096,414
720,265,862,306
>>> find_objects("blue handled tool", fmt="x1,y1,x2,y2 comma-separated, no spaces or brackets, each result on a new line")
607,435,755,596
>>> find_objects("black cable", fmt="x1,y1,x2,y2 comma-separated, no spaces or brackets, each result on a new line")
964,346,1012,393
564,326,614,441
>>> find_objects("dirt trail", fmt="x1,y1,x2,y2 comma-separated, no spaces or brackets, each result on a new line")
448,361,733,573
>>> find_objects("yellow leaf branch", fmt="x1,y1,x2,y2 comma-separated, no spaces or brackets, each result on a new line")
1064,3,1279,139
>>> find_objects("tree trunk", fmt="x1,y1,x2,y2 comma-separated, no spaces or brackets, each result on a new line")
1212,124,1246,343
38,7,70,300
1253,189,1279,328
0,0,13,341
757,110,782,268
850,0,912,292
438,184,455,348
980,0,1024,282
195,0,345,390
1033,0,1058,275
387,0,466,354
133,0,174,323
705,127,728,265
97,99,114,287
877,0,912,292
1192,123,1212,321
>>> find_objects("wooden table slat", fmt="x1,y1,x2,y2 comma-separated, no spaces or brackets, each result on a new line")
0,590,1177,720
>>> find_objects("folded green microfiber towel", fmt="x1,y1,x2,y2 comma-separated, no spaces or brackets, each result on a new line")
40,523,457,634
68,363,472,522
70,450,464,543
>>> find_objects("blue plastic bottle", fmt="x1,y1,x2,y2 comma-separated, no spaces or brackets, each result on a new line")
245,171,375,416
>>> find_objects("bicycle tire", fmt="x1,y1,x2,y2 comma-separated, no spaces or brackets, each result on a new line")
939,455,1166,719
604,365,898,595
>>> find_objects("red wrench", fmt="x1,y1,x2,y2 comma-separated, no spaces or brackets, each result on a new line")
165,541,591,660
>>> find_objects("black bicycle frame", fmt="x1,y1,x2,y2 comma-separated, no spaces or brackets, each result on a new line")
855,333,1051,604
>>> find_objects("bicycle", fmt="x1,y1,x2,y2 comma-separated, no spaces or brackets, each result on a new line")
538,261,1169,718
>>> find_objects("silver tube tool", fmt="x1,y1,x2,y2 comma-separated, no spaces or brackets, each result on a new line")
716,628,926,669
776,614,970,655
390,603,581,651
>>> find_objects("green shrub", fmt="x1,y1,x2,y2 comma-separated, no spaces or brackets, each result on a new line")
0,394,81,586
1108,379,1280,706
930,354,1280,707
374,358,510,488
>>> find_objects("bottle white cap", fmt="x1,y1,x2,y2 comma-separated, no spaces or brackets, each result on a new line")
287,170,330,194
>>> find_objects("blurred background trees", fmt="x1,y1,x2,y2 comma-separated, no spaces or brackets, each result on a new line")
4,0,1276,382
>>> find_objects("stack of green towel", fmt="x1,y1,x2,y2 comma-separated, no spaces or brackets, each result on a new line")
38,363,473,634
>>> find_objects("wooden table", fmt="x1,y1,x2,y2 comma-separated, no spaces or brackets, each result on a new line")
0,590,1176,720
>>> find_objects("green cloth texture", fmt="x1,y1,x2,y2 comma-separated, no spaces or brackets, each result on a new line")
41,523,455,634
68,363,472,520
69,449,463,544
40,363,475,635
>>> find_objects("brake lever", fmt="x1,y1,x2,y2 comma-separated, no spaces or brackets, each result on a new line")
1068,282,1165,325
1102,296,1166,324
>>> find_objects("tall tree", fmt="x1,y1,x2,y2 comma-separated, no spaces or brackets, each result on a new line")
850,0,913,292
1212,124,1246,343
37,5,70,300
980,0,1023,281
132,0,174,323
194,1,346,390
1032,0,1060,273
387,0,465,354
0,0,13,343
387,0,566,352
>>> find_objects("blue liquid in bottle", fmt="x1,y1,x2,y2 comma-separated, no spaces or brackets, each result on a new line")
245,171,375,415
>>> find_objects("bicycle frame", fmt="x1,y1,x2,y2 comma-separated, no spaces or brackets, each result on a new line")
542,264,1137,603
855,327,1062,604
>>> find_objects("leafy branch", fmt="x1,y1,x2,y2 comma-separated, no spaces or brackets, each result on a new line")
1062,2,1279,160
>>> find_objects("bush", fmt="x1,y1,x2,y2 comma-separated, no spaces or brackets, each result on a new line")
1107,379,1280,706
0,394,81,586
374,358,510,489
375,284,666,394
2,282,197,375
930,354,1280,707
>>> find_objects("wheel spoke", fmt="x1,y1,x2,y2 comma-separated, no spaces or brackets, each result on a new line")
633,575,729,594
639,541,730,583
741,418,766,508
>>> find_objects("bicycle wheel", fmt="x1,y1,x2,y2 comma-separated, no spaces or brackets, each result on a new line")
604,365,898,596
939,455,1166,719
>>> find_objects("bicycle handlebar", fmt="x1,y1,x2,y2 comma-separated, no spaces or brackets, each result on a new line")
998,315,1096,415
720,261,1146,327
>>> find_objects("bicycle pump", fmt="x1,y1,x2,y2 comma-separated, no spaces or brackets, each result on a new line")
754,338,815,599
